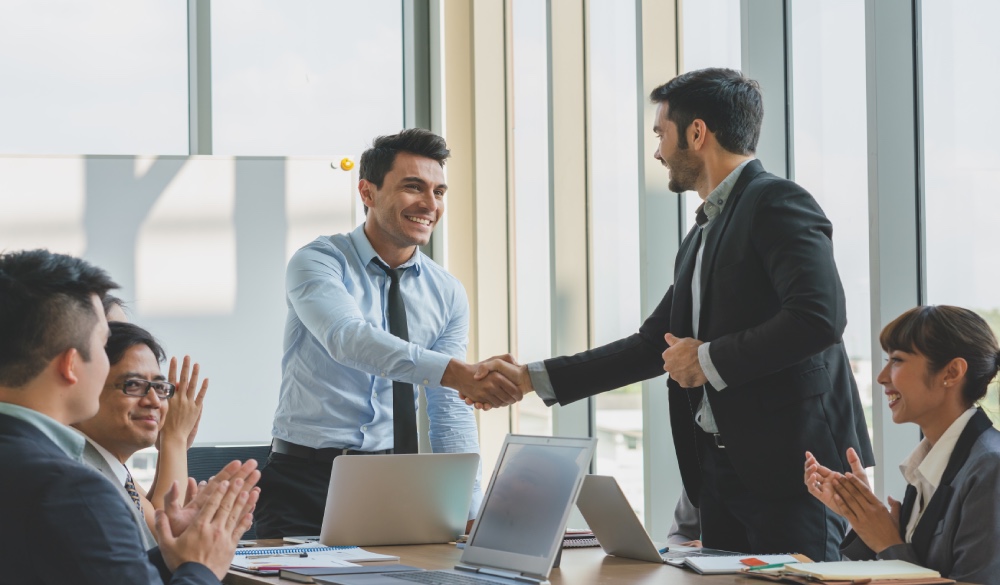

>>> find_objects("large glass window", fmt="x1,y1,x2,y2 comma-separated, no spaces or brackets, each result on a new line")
921,0,1000,423
0,2,188,154
588,0,644,519
790,0,873,434
680,0,741,232
510,0,553,436
211,0,404,157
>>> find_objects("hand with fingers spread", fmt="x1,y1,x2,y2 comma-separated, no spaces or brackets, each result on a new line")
163,356,208,451
155,474,259,579
149,356,209,509
662,333,708,388
462,354,534,411
442,357,524,409
830,472,903,553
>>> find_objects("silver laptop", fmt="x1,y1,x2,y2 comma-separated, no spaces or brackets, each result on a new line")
576,475,734,565
319,434,597,585
319,452,480,546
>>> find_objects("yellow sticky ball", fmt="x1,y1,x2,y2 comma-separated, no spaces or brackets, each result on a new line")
340,158,355,171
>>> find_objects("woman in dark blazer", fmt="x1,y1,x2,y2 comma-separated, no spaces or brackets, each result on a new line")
805,305,1000,584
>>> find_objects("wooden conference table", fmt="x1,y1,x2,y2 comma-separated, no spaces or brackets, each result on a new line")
225,540,772,585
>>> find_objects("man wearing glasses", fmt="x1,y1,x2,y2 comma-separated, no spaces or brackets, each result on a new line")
74,321,207,549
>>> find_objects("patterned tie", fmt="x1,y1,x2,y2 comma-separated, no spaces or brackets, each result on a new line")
124,469,143,513
373,259,418,454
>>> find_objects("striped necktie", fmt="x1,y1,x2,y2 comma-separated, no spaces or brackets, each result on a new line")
124,469,143,513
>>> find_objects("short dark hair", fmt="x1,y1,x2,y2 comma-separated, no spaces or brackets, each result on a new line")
0,249,118,387
105,322,166,367
102,293,127,318
880,305,1000,406
358,129,450,212
649,68,763,155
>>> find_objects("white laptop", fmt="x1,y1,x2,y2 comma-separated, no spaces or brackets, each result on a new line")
576,475,735,565
319,452,480,546
319,434,597,585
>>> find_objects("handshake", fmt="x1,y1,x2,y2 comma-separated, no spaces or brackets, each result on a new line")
441,354,535,410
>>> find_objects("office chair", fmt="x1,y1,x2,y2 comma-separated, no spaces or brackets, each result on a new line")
186,444,271,539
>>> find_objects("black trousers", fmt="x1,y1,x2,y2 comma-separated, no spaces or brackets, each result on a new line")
255,451,338,538
697,434,846,562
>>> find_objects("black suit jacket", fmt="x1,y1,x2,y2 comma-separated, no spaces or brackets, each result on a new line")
543,160,874,501
0,413,218,585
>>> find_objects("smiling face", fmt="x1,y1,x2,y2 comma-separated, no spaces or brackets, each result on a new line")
653,102,704,194
360,151,446,265
878,349,951,431
74,343,167,463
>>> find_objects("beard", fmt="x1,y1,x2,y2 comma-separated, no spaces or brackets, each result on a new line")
666,146,703,193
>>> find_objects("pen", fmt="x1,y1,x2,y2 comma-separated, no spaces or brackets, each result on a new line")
747,562,788,571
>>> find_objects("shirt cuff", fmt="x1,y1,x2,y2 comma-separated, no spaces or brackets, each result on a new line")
527,362,558,405
417,350,455,389
698,342,728,391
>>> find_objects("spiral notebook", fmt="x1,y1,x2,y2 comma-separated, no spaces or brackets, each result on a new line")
231,544,400,575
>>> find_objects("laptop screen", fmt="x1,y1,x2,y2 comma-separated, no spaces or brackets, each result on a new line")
467,440,592,558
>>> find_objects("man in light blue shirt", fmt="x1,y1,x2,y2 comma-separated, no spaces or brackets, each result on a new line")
257,128,519,538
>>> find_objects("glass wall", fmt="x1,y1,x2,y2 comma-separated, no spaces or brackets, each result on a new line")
510,0,554,436
921,0,1000,423
790,0,873,434
679,0,741,233
212,0,404,157
588,0,644,519
0,2,188,154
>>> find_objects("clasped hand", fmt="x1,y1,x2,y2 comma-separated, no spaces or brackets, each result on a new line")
804,448,902,553
445,354,534,411
662,333,708,388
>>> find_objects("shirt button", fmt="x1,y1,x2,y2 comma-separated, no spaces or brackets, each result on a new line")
381,371,386,377
423,379,430,385
362,425,367,432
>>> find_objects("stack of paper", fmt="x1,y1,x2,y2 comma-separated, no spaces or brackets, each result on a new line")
783,560,940,579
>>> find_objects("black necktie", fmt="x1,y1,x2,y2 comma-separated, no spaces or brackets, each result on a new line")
374,259,418,454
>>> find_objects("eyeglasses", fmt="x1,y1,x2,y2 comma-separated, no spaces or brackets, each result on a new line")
117,378,175,399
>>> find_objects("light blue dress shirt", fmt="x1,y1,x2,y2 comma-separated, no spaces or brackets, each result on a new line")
271,223,482,516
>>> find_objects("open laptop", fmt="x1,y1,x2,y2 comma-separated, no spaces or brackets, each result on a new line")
319,434,597,585
576,475,735,565
319,452,480,546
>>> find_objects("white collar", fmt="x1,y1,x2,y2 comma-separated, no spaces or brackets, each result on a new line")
79,431,131,486
900,407,978,491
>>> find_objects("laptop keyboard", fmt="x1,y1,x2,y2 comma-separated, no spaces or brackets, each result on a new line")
392,571,509,584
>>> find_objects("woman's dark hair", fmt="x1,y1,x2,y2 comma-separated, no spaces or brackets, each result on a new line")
649,68,763,155
880,305,1000,406
105,322,166,367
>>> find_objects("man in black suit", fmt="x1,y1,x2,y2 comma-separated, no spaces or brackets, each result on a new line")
471,68,874,561
0,249,259,584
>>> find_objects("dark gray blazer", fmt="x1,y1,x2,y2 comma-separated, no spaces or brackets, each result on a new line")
81,439,158,550
542,160,874,501
843,409,1000,584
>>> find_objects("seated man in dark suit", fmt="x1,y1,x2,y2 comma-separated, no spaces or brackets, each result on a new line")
0,248,259,585
74,321,207,550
